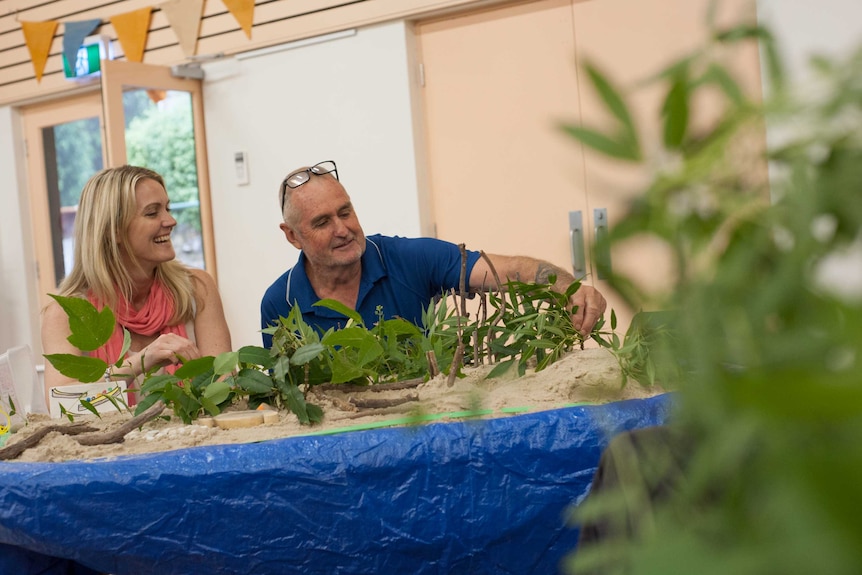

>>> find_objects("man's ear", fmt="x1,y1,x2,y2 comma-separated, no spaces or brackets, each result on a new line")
280,222,303,250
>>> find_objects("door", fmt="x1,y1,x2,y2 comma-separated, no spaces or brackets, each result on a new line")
22,60,216,312
416,0,608,325
22,91,105,310
416,0,764,337
101,60,216,276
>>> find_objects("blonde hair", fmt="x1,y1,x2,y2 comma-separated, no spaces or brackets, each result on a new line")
58,165,195,325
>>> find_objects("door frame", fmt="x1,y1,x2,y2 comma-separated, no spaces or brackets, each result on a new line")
20,61,217,312
22,90,104,310
100,59,217,278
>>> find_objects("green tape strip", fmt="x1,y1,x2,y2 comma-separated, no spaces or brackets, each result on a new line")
293,403,599,438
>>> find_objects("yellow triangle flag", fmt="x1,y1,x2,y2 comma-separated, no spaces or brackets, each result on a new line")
160,0,204,57
110,7,153,63
21,20,59,82
222,0,254,39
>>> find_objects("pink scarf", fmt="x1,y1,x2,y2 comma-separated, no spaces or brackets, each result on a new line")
90,280,188,391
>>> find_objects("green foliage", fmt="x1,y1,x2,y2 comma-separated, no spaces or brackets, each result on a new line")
263,276,616,392
43,295,129,383
53,116,102,207
44,270,619,428
562,17,862,575
125,91,201,230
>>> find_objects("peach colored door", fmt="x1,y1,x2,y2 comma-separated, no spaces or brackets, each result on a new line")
416,0,609,330
416,0,764,337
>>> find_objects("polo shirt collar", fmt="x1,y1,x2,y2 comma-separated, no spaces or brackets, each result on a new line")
284,238,387,318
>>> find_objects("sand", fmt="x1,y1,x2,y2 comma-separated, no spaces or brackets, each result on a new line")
6,348,664,463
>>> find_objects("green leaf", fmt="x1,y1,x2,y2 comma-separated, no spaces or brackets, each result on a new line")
282,384,311,424
134,393,162,415
139,374,178,393
662,74,689,149
585,62,637,134
43,354,108,383
313,298,364,325
328,353,368,384
525,339,559,350
305,402,324,424
199,395,220,416
175,356,215,379
212,350,238,375
486,359,516,379
235,368,274,394
238,345,274,368
49,294,116,352
202,379,232,404
79,398,101,418
290,342,326,366
697,63,744,105
117,329,132,366
560,125,640,161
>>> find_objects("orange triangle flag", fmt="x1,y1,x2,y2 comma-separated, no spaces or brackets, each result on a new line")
21,20,59,82
222,0,254,39
110,7,153,63
160,0,204,57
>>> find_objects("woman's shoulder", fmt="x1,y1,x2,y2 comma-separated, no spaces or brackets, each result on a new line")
188,267,216,285
187,267,221,305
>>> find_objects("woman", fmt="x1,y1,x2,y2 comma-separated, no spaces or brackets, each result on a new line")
41,165,232,401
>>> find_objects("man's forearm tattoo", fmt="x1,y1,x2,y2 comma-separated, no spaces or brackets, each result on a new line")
535,263,564,284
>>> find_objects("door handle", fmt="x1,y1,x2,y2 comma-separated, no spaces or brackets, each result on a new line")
594,207,611,280
569,211,586,280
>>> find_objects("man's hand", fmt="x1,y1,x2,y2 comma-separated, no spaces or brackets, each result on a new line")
569,284,607,336
473,253,608,336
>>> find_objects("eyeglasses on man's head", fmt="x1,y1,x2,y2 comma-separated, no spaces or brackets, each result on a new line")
280,160,338,211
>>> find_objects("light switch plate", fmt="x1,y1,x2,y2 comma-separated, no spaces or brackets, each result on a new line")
234,151,249,185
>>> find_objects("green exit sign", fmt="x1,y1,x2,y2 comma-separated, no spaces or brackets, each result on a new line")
62,36,111,80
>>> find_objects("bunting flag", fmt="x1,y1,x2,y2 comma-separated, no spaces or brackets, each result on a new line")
160,0,204,57
21,20,59,82
222,0,254,39
109,7,153,63
63,19,102,73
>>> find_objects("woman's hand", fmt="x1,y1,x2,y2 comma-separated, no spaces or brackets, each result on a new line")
126,333,202,375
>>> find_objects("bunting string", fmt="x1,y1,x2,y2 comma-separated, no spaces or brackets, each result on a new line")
19,0,252,82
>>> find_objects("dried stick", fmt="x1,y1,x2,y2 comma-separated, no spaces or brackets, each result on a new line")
447,245,470,387
75,401,166,446
426,350,440,377
314,377,424,393
0,422,98,461
349,394,419,409
480,250,506,362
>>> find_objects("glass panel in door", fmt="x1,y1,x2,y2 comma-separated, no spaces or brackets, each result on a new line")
120,89,204,269
100,59,217,277
43,116,104,283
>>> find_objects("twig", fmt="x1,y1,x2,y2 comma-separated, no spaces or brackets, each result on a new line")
75,401,166,446
447,246,469,387
314,377,424,393
349,394,419,409
479,250,506,362
426,350,440,377
0,422,97,461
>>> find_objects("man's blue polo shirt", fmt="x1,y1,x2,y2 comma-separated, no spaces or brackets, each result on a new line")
260,234,481,347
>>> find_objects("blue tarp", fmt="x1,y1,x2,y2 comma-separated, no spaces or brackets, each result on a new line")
0,394,672,575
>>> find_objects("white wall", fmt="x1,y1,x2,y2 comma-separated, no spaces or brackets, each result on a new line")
0,107,41,357
756,0,862,193
202,21,425,349
757,0,862,86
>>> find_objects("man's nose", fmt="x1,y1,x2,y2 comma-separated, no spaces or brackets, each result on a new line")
333,217,349,236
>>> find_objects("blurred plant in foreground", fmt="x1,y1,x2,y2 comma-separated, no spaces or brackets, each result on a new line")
563,13,862,575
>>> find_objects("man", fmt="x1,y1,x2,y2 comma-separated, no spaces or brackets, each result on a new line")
260,160,607,348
